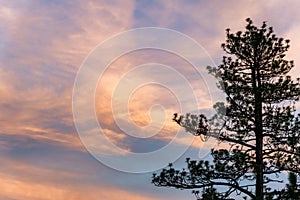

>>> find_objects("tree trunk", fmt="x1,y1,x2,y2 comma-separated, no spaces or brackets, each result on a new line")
255,126,263,200
253,62,264,200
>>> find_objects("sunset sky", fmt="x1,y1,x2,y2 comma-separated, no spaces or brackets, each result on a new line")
1,1,300,199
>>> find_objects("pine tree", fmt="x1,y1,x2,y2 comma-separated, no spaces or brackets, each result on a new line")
152,18,300,199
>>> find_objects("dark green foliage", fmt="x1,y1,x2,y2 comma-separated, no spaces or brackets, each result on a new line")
284,172,300,199
192,187,223,200
152,18,300,199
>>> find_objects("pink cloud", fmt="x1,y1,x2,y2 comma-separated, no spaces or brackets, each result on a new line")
0,0,136,151
1,1,299,199
0,156,162,200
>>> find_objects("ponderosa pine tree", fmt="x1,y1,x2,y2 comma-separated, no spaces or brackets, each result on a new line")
152,18,300,199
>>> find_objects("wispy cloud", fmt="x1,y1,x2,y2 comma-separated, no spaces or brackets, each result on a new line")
1,0,300,199
0,156,163,200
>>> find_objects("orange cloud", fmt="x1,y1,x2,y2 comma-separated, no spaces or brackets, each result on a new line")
0,0,136,153
89,45,228,154
0,175,162,200
0,155,163,200
1,1,299,199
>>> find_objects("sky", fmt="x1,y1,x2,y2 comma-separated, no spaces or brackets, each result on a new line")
0,0,300,199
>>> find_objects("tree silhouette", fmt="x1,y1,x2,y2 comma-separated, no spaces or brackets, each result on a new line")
152,18,300,199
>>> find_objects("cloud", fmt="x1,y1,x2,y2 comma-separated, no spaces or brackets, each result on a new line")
1,1,300,199
0,156,162,200
132,1,300,68
0,0,136,151
0,175,161,200
0,143,189,200
93,48,216,153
